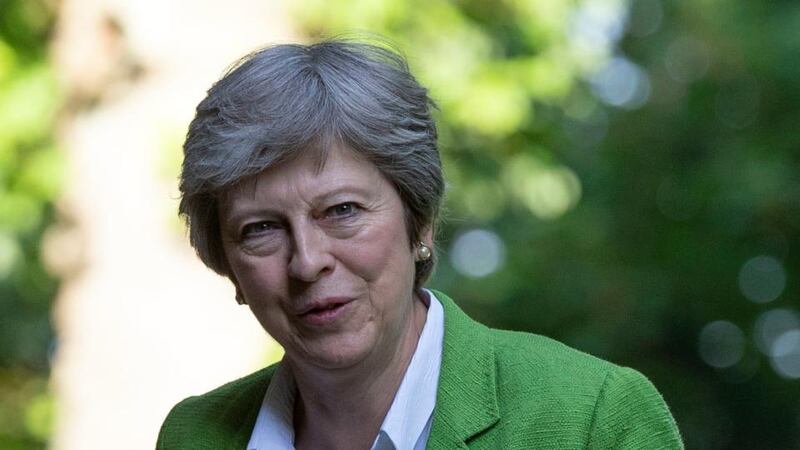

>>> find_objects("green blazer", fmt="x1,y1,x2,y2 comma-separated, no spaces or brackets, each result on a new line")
157,292,683,449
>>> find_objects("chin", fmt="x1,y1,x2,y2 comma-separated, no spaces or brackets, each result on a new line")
291,330,376,370
299,348,369,371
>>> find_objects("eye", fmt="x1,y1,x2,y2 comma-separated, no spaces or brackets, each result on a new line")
327,202,359,218
241,221,277,238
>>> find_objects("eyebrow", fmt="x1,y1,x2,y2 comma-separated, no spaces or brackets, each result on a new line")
313,184,374,203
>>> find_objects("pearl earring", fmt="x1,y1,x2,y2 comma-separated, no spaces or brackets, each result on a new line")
415,242,432,261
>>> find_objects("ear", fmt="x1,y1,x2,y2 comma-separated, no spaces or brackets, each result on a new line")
420,225,434,250
228,274,248,305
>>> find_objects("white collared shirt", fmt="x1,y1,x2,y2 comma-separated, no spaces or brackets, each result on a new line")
247,291,445,450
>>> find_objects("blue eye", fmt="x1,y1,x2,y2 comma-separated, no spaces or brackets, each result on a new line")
328,202,359,218
241,221,276,237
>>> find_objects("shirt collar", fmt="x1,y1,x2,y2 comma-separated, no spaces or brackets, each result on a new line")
374,290,443,449
247,362,296,449
247,290,444,450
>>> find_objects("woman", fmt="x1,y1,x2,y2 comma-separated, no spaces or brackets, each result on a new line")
158,40,682,449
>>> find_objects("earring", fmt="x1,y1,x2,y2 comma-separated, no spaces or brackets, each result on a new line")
415,242,432,261
235,291,247,305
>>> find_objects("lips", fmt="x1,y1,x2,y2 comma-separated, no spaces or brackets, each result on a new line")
296,297,353,316
295,297,355,327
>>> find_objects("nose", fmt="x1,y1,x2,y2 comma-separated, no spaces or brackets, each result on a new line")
287,222,335,282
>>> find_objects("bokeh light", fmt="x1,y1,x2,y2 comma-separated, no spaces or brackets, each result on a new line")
567,0,628,67
451,73,529,136
754,308,800,356
461,180,507,222
698,320,745,369
449,229,505,279
589,56,651,109
0,231,21,277
770,330,800,379
738,255,786,303
503,154,582,220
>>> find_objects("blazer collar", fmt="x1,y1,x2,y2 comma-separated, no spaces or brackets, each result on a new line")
427,290,500,448
227,366,276,450
170,364,276,450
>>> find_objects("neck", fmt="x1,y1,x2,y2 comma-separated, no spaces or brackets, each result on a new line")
289,295,428,450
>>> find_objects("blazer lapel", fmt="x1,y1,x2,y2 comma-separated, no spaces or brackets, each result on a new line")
213,365,276,450
427,291,500,448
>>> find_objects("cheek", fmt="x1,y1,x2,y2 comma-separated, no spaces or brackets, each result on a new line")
228,253,287,300
231,257,292,335
346,223,415,285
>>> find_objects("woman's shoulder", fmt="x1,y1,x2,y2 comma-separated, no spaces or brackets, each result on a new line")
435,290,658,395
489,327,615,385
157,364,278,449
487,327,675,422
484,329,683,449
436,290,619,387
434,291,683,448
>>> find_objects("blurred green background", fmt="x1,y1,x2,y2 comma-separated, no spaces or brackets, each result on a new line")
3,0,799,448
0,0,60,448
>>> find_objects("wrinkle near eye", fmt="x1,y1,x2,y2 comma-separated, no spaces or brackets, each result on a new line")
238,231,284,256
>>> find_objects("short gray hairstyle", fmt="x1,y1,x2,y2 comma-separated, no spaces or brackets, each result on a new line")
179,39,444,288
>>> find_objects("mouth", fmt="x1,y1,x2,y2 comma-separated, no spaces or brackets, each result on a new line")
296,297,354,326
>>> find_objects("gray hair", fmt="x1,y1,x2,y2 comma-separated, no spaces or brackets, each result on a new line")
179,39,444,288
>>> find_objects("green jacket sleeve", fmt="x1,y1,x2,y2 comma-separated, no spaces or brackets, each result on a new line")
587,367,683,449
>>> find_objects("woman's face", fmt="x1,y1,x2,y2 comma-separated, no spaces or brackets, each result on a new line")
219,147,422,371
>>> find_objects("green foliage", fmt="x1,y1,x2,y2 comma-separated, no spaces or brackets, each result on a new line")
296,0,800,448
0,0,60,448
0,368,52,449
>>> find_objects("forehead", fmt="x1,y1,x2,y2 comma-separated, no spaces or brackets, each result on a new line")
220,146,386,207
